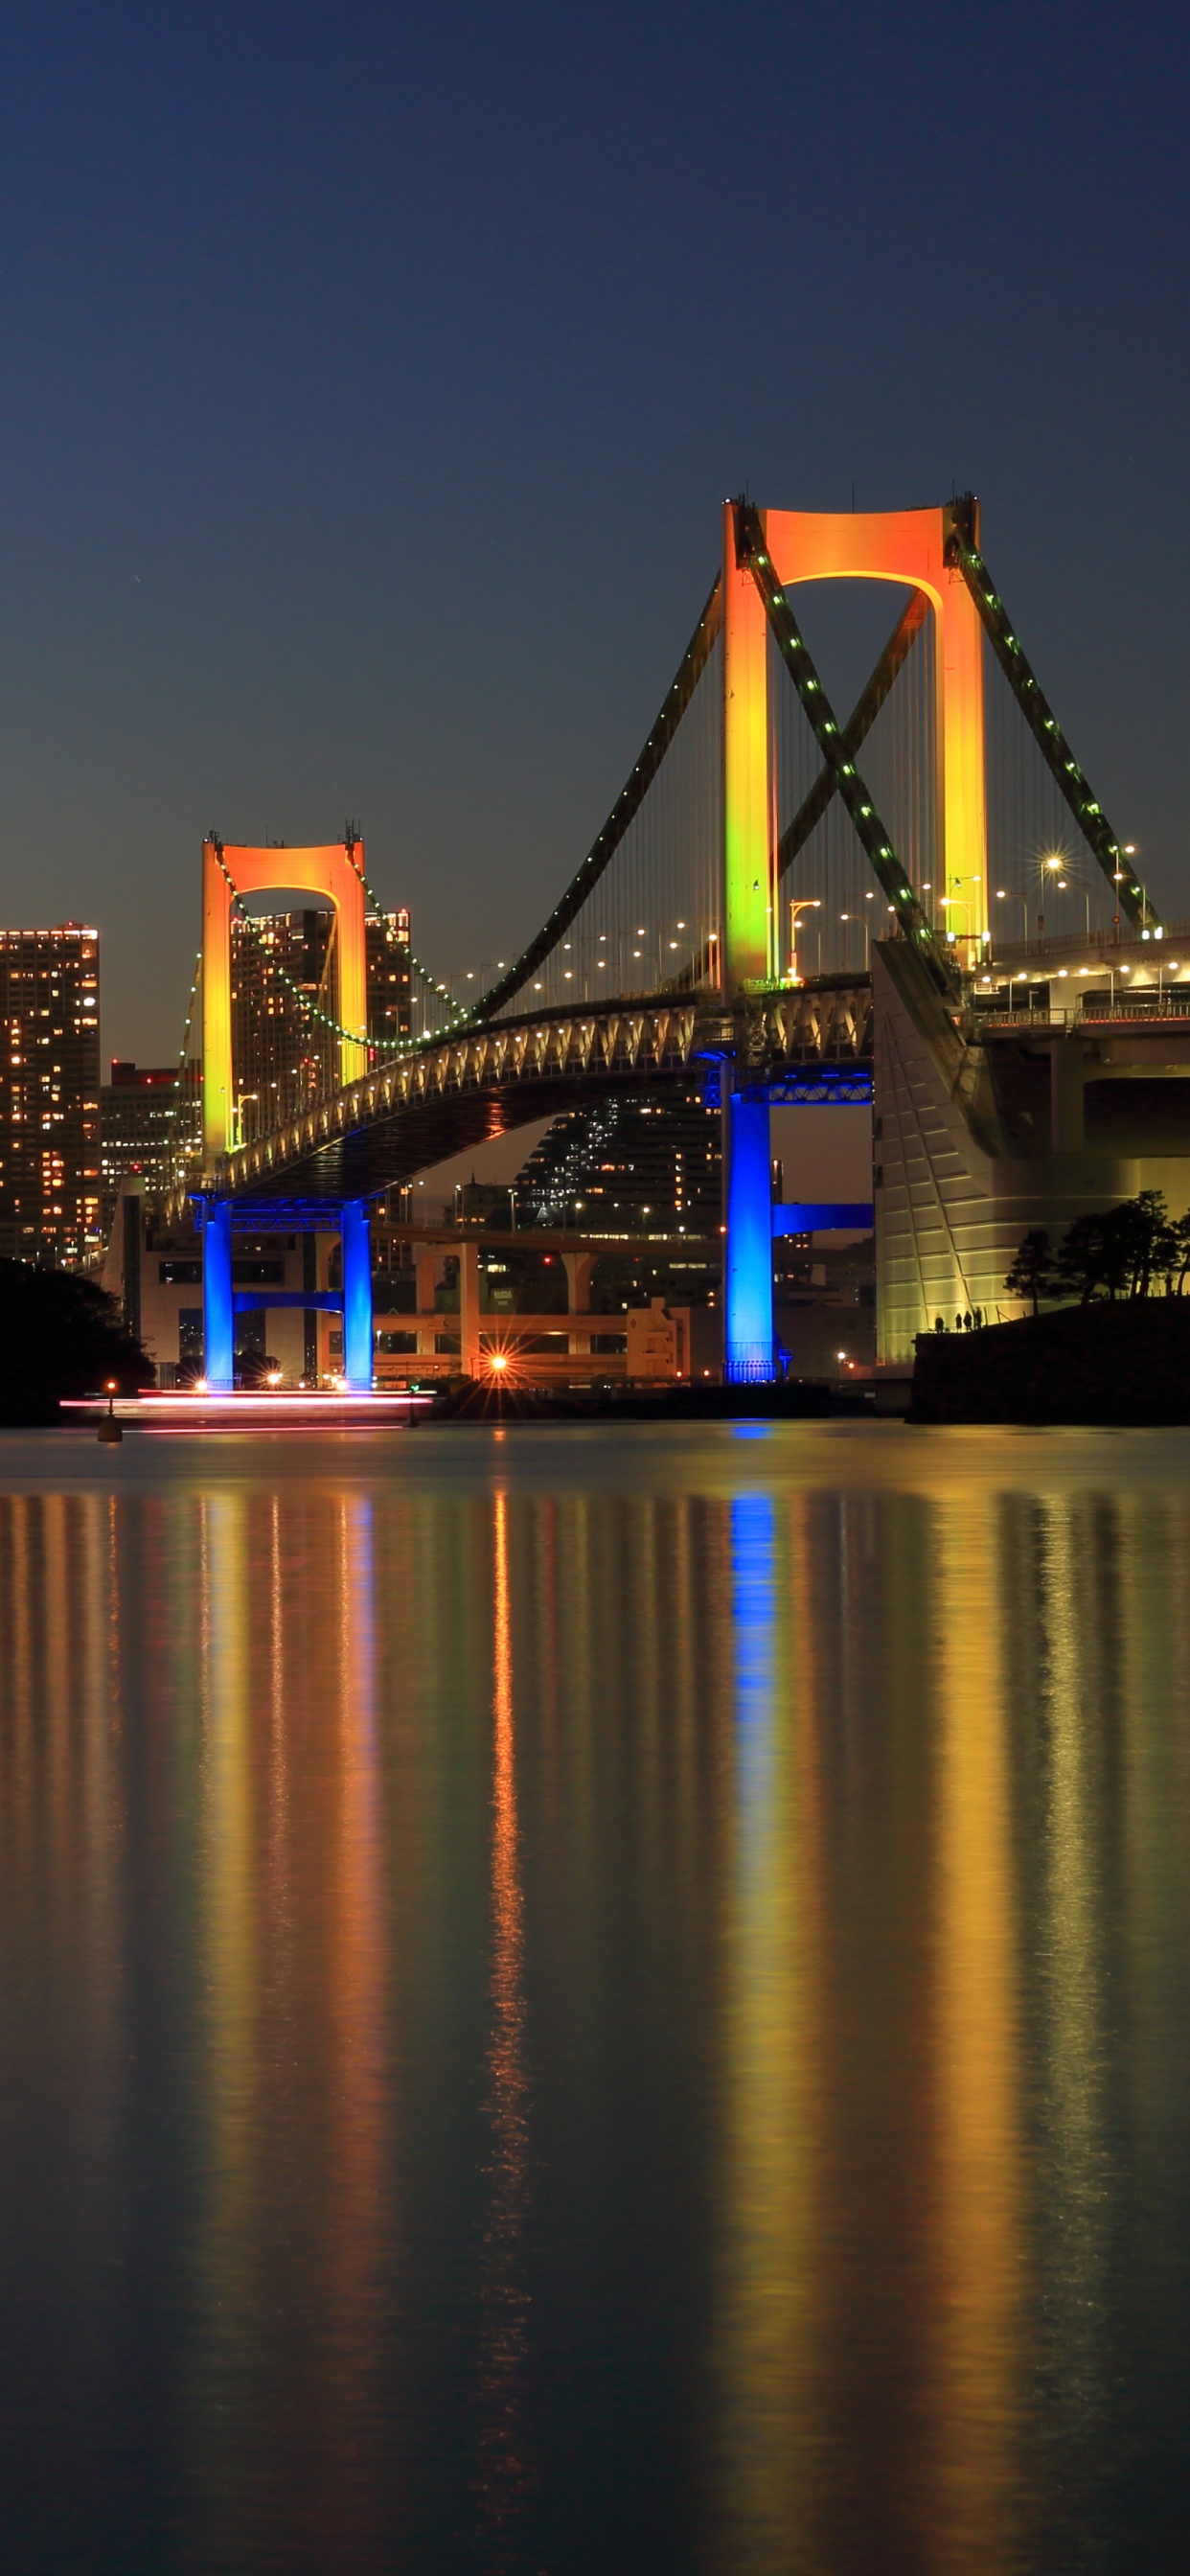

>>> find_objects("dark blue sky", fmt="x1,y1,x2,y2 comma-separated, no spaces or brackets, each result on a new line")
1,0,1186,1058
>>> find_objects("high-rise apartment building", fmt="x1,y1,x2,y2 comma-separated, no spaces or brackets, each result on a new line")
514,1089,721,1235
230,906,412,1144
100,1060,179,1232
0,924,101,1265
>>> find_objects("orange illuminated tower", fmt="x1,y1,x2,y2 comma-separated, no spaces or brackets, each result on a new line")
720,497,989,1379
721,499,989,986
201,839,369,1170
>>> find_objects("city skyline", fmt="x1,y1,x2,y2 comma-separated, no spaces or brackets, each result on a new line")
0,1,1185,1064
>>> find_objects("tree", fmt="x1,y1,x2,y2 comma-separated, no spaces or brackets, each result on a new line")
1005,1229,1057,1317
0,1259,153,1424
1171,1210,1190,1297
1053,1193,1179,1303
1056,1210,1116,1304
1116,1189,1177,1298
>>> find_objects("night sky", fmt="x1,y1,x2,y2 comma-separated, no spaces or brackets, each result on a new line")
1,0,1186,1063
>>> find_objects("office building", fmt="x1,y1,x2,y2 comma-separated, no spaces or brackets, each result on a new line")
101,1061,181,1232
514,1089,721,1235
230,905,412,1144
0,923,101,1265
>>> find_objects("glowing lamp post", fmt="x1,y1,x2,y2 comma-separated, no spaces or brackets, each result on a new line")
1038,852,1064,937
995,887,1029,945
787,898,821,984
97,1380,123,1446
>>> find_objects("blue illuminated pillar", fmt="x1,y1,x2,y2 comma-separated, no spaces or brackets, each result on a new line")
202,1198,234,1391
723,1089,775,1383
341,1199,374,1392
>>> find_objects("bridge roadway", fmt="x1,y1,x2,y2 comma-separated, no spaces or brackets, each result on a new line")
193,977,874,1214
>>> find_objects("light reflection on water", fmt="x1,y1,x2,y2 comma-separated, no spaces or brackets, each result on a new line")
1,1424,1189,2574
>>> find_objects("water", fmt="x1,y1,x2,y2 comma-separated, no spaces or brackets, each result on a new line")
2,1421,1189,2575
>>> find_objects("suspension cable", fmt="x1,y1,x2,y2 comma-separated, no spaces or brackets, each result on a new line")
208,838,469,1056
462,574,724,1025
945,495,1156,931
777,590,929,882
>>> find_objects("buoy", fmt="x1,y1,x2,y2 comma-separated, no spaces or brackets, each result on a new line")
97,1380,124,1445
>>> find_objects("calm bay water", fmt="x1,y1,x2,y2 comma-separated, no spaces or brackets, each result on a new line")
2,1419,1189,2573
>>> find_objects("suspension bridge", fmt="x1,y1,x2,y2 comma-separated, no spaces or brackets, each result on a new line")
163,491,1179,1387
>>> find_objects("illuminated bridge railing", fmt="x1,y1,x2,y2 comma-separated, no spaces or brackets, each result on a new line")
208,978,874,1203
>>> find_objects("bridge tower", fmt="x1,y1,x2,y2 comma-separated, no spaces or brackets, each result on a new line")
721,502,778,1380
198,837,374,1392
201,838,369,1168
720,498,990,1380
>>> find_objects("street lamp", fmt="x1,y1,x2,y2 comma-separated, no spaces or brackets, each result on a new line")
1056,874,1091,939
1038,853,1064,938
995,887,1030,946
788,898,821,984
97,1379,123,1446
233,1090,259,1149
1117,842,1153,932
941,876,983,955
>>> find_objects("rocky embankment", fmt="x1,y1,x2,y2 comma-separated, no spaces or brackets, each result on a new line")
909,1302,1190,1425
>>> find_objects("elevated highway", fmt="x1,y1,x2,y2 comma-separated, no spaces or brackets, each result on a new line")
179,978,874,1216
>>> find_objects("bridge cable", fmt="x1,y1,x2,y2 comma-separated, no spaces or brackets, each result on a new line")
734,503,956,997
944,497,1156,931
776,589,930,883
338,836,475,1033
166,951,204,1182
207,839,470,1058
464,574,724,1026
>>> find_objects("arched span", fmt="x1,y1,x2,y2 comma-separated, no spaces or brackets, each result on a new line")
195,981,873,1207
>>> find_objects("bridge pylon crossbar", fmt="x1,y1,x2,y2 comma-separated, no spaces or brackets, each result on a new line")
776,589,930,881
734,502,953,997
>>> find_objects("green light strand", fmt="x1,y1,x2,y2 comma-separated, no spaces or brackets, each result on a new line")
345,843,471,1025
212,842,469,1059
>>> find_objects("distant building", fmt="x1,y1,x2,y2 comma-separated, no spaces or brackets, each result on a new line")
365,906,415,1048
0,924,101,1266
514,1089,721,1235
230,905,412,1144
100,1061,180,1233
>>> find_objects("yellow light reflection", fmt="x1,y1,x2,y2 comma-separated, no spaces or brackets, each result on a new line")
717,1490,822,2565
478,1486,533,2531
927,1491,1027,2568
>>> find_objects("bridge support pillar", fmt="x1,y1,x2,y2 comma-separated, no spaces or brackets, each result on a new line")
414,1244,437,1357
722,1091,776,1382
564,1252,596,1355
341,1200,374,1391
202,1198,235,1391
459,1238,481,1377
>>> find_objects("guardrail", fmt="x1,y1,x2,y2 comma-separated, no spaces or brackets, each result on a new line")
980,998,1190,1033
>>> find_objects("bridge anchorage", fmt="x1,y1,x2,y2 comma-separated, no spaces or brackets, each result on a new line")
177,493,1162,1389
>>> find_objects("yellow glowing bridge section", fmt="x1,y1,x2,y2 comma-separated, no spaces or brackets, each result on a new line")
202,839,370,1169
763,504,988,945
721,500,989,986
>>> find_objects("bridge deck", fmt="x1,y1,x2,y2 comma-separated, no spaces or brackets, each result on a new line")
182,979,874,1210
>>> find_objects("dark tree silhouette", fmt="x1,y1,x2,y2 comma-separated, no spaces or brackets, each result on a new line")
1056,1210,1119,1303
1115,1189,1178,1298
1004,1229,1057,1317
0,1260,153,1423
1172,1210,1190,1297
